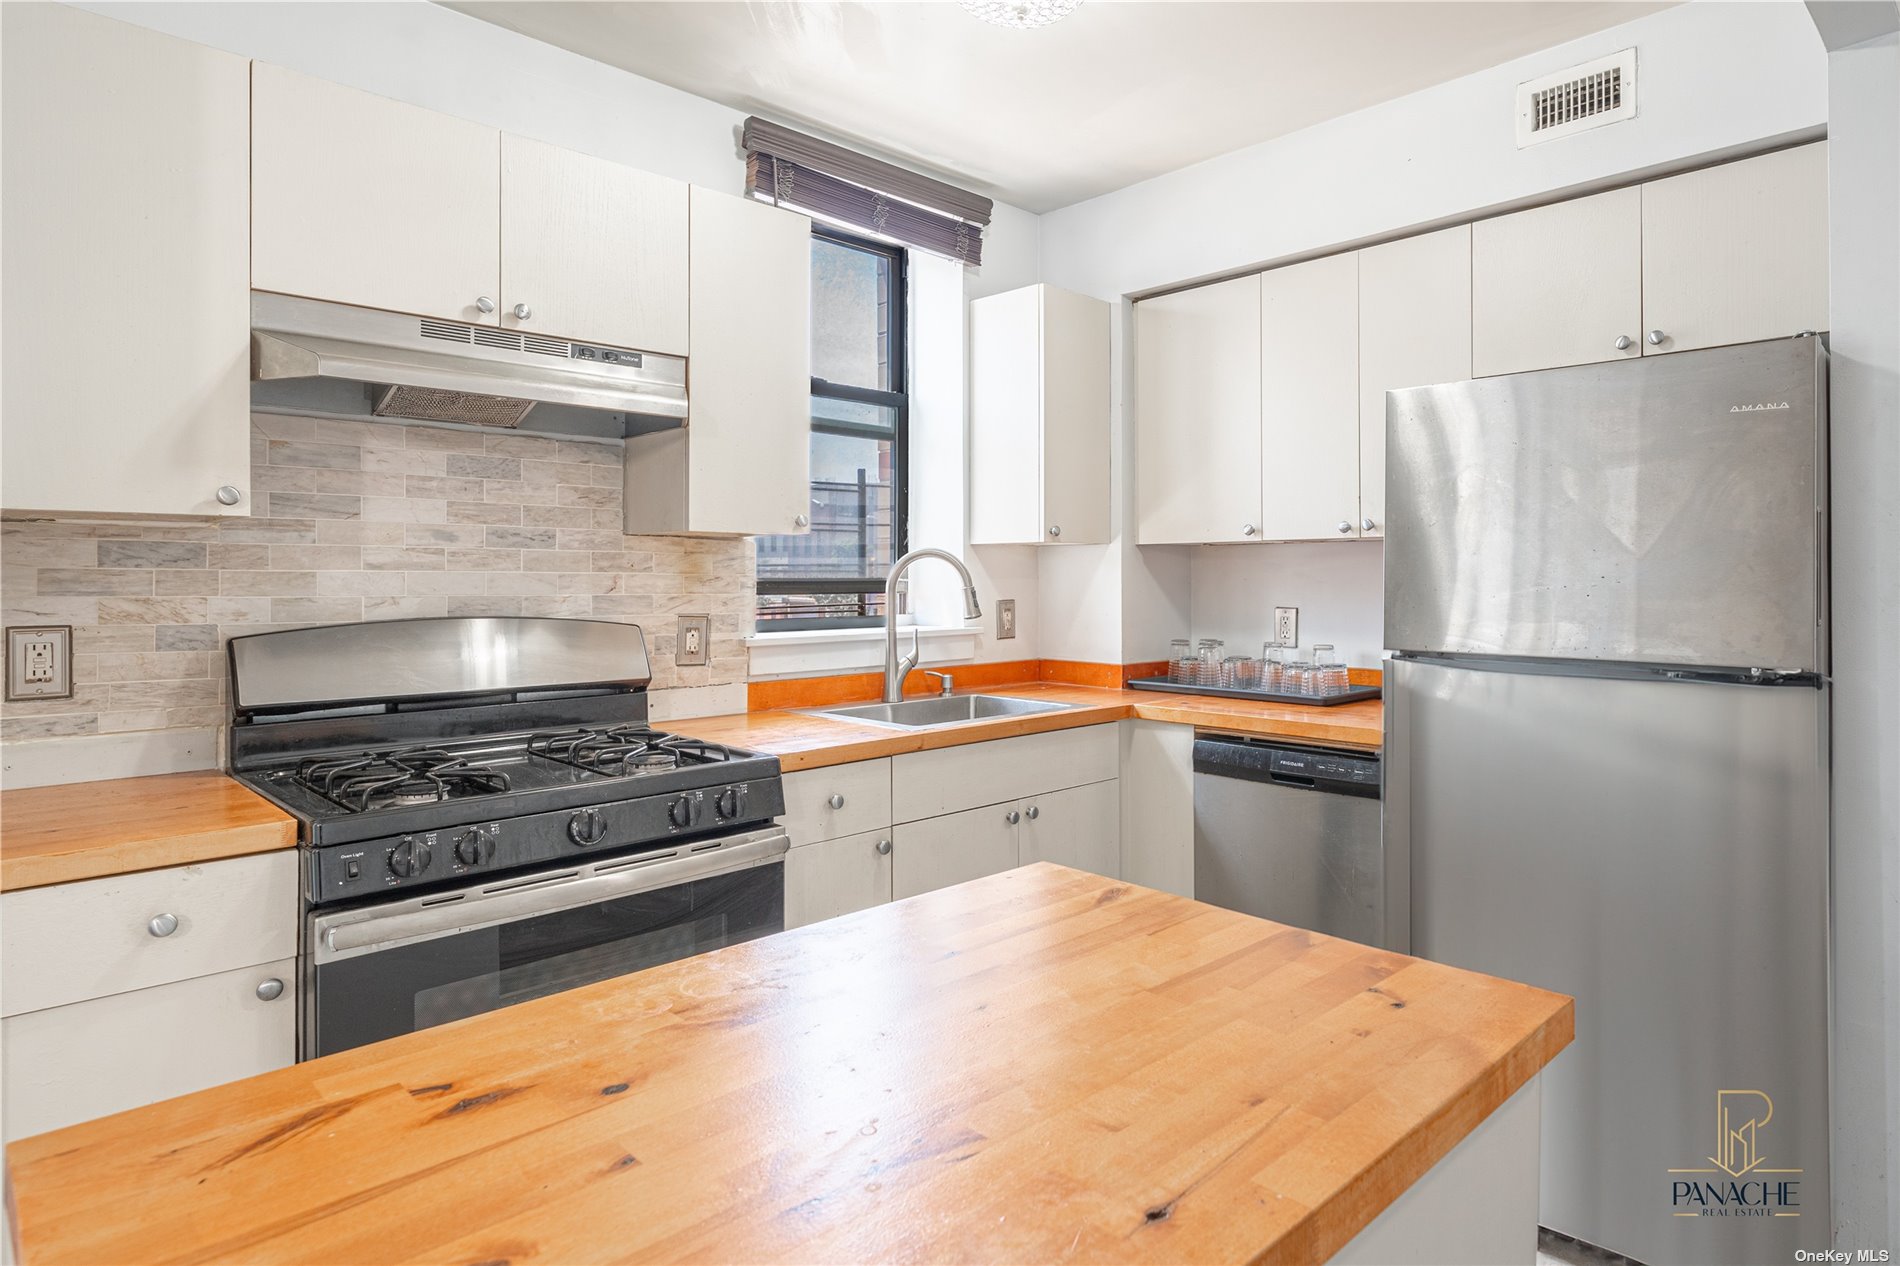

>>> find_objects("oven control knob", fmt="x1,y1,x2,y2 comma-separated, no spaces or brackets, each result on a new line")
668,794,696,829
567,808,607,847
714,786,745,821
388,837,432,878
453,828,495,867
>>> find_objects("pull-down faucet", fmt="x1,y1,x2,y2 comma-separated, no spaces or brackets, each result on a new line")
882,549,982,702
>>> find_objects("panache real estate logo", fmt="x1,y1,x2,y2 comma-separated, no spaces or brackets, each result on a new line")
1670,1090,1802,1219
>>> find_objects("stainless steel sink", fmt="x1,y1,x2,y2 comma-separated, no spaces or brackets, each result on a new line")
808,694,1073,730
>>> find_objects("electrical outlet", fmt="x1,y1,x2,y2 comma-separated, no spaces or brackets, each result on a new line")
675,614,711,667
7,626,73,701
1273,606,1299,648
995,598,1017,641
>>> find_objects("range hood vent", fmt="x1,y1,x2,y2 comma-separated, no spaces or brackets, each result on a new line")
250,293,688,439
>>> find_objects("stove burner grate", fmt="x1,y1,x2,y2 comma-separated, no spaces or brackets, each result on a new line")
294,746,513,814
527,726,734,775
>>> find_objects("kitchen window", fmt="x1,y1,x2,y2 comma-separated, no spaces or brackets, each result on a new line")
755,227,908,630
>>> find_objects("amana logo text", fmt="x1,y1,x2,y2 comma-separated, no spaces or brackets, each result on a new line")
1730,401,1792,412
1669,1090,1802,1218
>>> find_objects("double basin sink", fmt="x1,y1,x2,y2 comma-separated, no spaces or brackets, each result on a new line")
807,694,1072,731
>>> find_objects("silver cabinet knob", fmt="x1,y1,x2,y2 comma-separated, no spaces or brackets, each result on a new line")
1242,524,1257,537
1647,329,1666,346
215,485,242,506
1613,334,1633,351
1362,518,1376,532
1025,805,1039,820
512,303,532,320
256,978,284,1002
828,793,845,810
1047,525,1061,538
875,838,892,856
1005,810,1021,825
475,296,496,314
1337,521,1353,535
147,913,178,938
794,514,810,528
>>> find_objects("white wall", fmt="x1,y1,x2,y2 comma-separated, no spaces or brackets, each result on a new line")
79,0,1044,671
1036,0,1829,667
1806,4,1900,1250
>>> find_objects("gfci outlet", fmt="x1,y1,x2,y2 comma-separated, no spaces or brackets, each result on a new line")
1273,607,1299,648
676,614,711,667
7,625,73,701
995,599,1017,641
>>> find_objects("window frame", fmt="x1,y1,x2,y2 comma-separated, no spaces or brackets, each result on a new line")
754,225,910,632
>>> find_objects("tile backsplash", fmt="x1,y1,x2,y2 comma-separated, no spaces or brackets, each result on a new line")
1,416,753,743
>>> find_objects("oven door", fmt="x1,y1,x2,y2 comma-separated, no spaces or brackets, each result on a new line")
305,826,788,1060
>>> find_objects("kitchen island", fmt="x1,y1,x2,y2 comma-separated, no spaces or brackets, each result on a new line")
4,864,1570,1265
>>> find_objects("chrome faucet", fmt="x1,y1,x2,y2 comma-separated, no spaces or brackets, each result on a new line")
882,548,982,702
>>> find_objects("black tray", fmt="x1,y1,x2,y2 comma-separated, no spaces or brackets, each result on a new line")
1125,676,1381,706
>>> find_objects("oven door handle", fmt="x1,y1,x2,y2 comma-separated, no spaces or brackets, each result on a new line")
313,826,790,962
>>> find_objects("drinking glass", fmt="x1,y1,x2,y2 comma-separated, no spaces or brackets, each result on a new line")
1195,640,1223,688
1261,645,1286,693
1169,639,1193,684
1221,655,1248,688
1232,657,1262,690
1285,659,1315,696
1312,644,1349,697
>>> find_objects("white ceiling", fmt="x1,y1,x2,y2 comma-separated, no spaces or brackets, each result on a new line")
445,1,1675,213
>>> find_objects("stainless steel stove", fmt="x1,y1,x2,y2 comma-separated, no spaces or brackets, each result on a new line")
226,617,788,1059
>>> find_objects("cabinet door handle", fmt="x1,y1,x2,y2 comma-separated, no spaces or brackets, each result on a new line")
1646,329,1667,346
1613,334,1633,351
828,793,845,810
795,514,811,528
1005,810,1021,825
513,303,533,321
875,839,892,855
256,978,284,1002
475,296,496,314
1337,521,1353,535
147,913,179,938
1241,524,1257,537
214,485,242,507
1025,805,1039,820
1362,517,1376,532
1047,525,1061,538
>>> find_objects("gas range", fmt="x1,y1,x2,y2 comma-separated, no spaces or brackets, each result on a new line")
226,617,785,909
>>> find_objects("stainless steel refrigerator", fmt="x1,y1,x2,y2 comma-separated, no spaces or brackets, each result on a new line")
1384,337,1829,1266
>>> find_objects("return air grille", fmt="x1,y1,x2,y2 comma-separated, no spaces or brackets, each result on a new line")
415,317,580,361
1516,49,1637,147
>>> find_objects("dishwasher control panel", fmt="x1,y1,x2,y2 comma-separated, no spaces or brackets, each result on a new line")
1268,747,1380,787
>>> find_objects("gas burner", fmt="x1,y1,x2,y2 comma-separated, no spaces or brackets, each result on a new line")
527,726,734,776
294,746,513,814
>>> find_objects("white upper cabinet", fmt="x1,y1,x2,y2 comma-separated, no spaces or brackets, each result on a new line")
1259,253,1360,542
1,4,251,517
252,63,501,326
1357,225,1472,539
624,188,810,536
1640,142,1828,355
1472,185,1643,377
970,284,1112,546
499,134,689,354
1136,275,1263,544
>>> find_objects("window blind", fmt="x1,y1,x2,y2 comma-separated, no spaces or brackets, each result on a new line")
742,118,992,266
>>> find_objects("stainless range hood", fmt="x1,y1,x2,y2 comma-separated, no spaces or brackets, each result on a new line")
250,293,687,440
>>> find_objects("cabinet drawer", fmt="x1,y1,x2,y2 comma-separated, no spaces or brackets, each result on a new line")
1,957,295,1142
781,759,892,845
892,803,1022,901
892,724,1118,823
1,851,297,1017
784,829,893,930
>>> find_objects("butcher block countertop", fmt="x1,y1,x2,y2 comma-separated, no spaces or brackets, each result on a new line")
0,770,296,893
672,682,1384,772
5,864,1571,1266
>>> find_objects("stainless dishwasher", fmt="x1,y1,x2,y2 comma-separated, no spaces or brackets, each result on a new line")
1192,737,1398,950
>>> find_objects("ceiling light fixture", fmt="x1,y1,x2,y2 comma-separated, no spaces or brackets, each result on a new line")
959,0,1080,30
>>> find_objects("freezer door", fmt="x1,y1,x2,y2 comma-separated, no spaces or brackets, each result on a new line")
1389,656,1828,1266
1385,338,1826,672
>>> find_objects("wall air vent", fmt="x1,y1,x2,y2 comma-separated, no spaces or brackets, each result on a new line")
1516,48,1637,147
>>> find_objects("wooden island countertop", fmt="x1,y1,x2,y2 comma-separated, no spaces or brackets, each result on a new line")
0,770,296,892
670,681,1384,772
5,864,1570,1266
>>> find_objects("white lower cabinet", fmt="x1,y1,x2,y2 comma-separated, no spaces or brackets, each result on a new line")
0,851,299,1143
1,958,296,1142
1017,781,1121,878
892,802,1026,901
784,829,893,930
